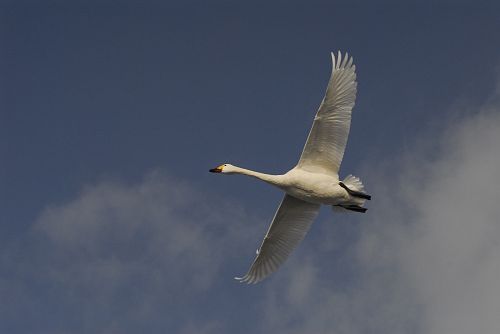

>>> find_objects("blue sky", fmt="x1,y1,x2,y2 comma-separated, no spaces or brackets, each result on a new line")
2,1,500,333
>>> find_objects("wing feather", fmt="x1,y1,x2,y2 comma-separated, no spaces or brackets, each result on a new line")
297,51,358,175
235,195,320,284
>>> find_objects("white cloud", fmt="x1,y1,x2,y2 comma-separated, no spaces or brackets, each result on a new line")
1,171,259,333
398,109,500,334
258,81,500,334
2,83,500,334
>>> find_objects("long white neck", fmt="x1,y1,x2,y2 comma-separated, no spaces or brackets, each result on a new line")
231,166,283,187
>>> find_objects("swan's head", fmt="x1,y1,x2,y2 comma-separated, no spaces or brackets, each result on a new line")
209,163,236,174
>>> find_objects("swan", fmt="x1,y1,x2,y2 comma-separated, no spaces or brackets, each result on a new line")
210,51,371,284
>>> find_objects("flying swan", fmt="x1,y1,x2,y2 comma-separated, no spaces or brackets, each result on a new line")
210,51,371,284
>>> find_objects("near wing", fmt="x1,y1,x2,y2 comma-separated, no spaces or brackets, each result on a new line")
297,51,358,175
235,195,320,284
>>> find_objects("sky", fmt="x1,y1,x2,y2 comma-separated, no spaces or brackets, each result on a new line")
1,1,500,333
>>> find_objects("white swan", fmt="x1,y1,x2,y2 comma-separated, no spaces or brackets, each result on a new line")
210,51,371,284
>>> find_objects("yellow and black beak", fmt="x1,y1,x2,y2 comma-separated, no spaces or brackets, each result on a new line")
209,165,224,173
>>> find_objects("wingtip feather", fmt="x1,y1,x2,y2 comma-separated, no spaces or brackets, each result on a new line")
329,51,356,70
235,272,262,284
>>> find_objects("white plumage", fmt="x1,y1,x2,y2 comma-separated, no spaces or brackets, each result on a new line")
298,51,357,175
210,51,370,284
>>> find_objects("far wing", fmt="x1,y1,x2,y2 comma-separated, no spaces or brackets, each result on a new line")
297,51,358,175
235,195,320,284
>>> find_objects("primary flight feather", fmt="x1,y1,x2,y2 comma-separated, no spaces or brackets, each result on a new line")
210,51,371,284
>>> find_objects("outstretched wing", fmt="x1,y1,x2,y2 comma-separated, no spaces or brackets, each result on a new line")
297,51,358,175
235,195,320,284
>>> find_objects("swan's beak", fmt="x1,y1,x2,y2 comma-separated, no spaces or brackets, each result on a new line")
209,165,223,173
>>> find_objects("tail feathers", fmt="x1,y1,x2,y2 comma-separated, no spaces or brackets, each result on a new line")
342,174,365,193
340,174,370,208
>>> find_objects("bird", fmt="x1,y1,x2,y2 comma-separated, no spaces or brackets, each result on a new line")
209,51,371,284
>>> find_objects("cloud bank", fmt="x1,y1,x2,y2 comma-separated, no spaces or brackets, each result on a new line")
259,82,500,334
2,84,500,334
0,172,259,333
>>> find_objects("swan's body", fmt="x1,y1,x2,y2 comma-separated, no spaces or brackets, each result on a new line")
210,52,370,283
225,166,350,205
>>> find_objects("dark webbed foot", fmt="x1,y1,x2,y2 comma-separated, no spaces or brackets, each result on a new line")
335,204,367,213
339,182,372,200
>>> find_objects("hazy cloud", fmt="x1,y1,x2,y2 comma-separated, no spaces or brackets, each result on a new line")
258,80,500,334
0,171,259,333
2,84,500,334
